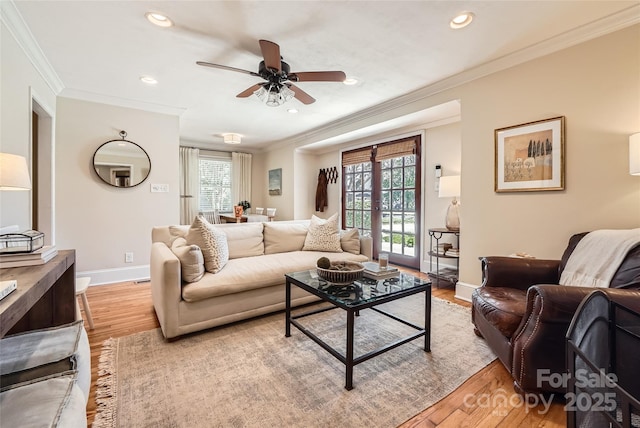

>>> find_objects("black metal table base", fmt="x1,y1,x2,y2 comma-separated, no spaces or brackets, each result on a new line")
285,279,431,390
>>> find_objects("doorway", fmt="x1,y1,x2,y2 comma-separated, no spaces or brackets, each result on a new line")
342,135,421,269
30,92,55,245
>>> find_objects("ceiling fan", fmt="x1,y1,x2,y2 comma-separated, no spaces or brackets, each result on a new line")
197,39,346,106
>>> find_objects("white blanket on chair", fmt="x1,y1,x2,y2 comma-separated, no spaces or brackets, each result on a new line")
559,229,640,288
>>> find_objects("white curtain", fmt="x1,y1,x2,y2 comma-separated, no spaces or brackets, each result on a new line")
179,147,199,225
232,152,252,208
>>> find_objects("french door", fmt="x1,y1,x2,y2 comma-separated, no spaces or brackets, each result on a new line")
342,136,421,269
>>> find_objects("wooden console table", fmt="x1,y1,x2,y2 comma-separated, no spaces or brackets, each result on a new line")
0,250,76,338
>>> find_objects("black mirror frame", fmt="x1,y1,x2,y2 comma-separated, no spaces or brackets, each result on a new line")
92,139,152,188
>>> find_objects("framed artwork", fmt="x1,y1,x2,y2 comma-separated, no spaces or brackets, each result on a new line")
233,205,243,218
268,168,282,196
495,116,565,192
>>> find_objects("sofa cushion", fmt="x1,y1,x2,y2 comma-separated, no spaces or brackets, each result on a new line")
185,216,229,273
264,222,309,254
171,237,205,283
302,213,342,253
181,250,368,302
472,287,527,339
219,222,264,259
340,228,360,255
0,371,87,427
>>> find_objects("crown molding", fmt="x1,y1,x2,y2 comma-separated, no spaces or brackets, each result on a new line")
1,0,64,94
59,89,186,117
273,4,640,152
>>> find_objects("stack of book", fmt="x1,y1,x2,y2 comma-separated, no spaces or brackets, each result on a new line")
445,248,459,257
0,245,58,268
362,261,400,280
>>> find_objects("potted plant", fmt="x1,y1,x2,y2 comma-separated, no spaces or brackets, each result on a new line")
238,200,251,214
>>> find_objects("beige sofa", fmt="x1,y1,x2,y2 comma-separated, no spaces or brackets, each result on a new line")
151,220,372,339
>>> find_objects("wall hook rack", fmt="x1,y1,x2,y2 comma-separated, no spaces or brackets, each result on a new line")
320,166,338,184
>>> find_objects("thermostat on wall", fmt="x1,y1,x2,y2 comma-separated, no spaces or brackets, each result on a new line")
150,183,169,193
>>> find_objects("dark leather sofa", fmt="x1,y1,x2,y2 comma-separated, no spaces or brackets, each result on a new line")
471,232,640,396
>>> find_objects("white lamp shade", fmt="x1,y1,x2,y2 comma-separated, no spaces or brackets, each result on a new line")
438,175,460,198
0,153,31,190
630,133,640,176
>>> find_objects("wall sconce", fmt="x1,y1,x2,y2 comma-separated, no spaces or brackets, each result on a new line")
0,153,32,191
630,133,640,176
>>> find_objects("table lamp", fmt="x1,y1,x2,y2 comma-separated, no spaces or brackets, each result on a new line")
438,175,460,231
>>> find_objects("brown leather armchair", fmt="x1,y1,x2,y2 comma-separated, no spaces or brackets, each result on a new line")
471,232,640,396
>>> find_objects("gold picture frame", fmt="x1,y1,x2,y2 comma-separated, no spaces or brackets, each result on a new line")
495,116,565,192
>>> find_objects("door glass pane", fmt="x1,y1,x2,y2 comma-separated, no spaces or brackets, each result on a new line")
392,190,403,210
381,170,391,190
346,192,354,209
392,169,403,188
381,190,390,210
363,171,372,190
345,174,353,191
404,166,415,188
363,191,372,209
363,211,371,230
346,210,353,227
404,189,415,210
381,231,391,252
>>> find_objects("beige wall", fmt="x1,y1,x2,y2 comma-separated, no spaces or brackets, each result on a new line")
55,97,180,282
284,25,639,287
259,144,296,220
0,23,57,232
458,24,640,285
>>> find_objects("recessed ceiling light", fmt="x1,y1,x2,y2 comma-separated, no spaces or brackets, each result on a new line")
287,108,298,114
343,77,359,85
140,75,158,85
450,12,474,29
145,12,173,27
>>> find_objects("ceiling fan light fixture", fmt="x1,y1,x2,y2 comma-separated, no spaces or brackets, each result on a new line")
145,12,173,27
254,84,294,107
223,133,242,145
450,11,474,29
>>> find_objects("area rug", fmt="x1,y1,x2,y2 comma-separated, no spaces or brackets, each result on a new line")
93,295,496,428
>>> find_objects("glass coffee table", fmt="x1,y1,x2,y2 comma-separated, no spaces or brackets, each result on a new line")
285,270,431,390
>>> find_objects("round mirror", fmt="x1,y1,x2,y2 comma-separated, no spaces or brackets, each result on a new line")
93,139,151,188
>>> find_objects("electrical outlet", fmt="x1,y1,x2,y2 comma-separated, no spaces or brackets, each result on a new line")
125,252,133,263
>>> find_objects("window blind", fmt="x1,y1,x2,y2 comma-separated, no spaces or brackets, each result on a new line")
374,138,416,162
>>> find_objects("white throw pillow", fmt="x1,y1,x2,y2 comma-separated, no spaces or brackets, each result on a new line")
340,228,360,255
185,216,229,273
302,213,343,253
171,237,205,283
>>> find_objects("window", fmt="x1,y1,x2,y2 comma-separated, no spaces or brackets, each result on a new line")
199,153,232,212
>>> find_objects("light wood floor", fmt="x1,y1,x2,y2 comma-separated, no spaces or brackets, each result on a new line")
81,273,566,428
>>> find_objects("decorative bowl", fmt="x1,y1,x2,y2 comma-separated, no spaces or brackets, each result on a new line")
316,261,365,286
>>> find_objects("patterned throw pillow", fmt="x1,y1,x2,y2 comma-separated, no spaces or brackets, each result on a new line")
302,213,343,252
171,237,205,283
185,216,229,273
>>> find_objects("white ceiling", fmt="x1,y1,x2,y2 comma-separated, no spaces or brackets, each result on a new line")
6,1,639,152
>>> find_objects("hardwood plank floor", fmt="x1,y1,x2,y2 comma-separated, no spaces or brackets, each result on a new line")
81,272,566,427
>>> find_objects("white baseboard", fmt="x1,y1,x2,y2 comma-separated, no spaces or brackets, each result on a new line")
454,281,478,302
77,265,150,286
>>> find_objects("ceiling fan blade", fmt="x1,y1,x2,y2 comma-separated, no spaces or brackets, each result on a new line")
288,71,346,82
288,84,315,105
196,61,260,77
236,84,263,98
259,39,281,73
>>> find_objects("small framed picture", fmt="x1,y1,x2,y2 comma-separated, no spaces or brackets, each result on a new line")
269,168,282,196
233,205,243,218
495,116,565,192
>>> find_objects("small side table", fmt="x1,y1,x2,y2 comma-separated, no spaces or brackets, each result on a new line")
75,277,94,330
